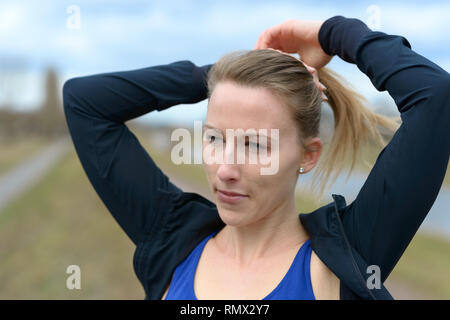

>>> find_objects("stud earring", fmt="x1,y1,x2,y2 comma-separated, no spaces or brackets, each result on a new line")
299,167,304,173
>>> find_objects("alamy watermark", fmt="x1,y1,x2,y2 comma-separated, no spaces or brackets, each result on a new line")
366,265,381,289
66,265,81,290
66,5,81,30
170,120,280,175
366,5,381,30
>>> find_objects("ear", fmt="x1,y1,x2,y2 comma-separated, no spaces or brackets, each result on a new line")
299,137,322,173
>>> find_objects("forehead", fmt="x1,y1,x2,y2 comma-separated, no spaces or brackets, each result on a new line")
207,81,293,133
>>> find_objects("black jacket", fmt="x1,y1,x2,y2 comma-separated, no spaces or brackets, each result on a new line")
62,16,450,300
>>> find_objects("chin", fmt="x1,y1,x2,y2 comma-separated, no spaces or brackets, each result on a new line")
217,207,250,227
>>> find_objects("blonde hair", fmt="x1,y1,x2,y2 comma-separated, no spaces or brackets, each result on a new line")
206,49,401,200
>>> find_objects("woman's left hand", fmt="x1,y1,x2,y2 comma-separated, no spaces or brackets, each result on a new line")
253,19,332,69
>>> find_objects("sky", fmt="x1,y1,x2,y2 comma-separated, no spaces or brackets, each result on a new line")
0,0,449,126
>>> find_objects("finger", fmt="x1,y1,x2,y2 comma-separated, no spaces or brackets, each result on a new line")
255,33,271,50
267,48,292,58
303,63,316,74
255,26,281,50
254,31,266,50
303,64,321,85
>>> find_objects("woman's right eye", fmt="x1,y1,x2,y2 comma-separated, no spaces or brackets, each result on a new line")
206,135,222,143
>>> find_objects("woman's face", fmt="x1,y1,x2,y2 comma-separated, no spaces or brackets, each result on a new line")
202,81,306,227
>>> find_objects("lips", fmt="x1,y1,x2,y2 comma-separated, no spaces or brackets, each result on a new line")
216,188,248,205
217,189,247,197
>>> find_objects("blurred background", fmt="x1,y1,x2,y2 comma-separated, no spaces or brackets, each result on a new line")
0,0,449,299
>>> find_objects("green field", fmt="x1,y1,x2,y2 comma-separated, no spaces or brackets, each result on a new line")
0,149,143,299
388,230,450,299
0,130,449,299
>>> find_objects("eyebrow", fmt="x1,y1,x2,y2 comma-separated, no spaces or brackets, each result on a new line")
203,124,273,139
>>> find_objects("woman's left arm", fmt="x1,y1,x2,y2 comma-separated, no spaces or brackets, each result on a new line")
319,16,450,283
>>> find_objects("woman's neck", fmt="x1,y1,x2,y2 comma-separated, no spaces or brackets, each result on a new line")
213,201,310,268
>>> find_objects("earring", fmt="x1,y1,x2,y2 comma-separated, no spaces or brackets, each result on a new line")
299,167,304,174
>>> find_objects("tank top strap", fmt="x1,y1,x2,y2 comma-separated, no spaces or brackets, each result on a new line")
263,239,315,300
164,230,218,299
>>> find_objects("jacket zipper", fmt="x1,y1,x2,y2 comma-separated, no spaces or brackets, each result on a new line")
332,198,377,300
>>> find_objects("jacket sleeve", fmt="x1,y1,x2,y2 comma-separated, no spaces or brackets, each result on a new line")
62,61,213,245
319,16,450,282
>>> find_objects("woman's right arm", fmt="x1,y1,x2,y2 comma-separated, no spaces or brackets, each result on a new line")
62,60,213,245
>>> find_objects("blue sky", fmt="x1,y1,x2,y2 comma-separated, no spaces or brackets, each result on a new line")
1,0,449,126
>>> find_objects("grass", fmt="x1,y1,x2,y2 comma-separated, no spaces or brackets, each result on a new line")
388,230,450,299
0,136,52,175
146,146,210,191
0,148,143,299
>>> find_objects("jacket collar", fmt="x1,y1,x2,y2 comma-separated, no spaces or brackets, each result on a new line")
300,194,393,300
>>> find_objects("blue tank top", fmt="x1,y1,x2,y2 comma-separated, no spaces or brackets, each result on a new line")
164,230,316,300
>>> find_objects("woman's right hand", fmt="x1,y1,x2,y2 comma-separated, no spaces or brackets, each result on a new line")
253,19,332,69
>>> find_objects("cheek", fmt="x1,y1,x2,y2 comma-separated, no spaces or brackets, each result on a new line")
202,163,216,181
264,148,299,194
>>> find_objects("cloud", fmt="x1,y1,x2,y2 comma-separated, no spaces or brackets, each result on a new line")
0,3,24,33
379,3,450,43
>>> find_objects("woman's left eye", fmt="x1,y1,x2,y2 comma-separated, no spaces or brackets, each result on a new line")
245,142,260,149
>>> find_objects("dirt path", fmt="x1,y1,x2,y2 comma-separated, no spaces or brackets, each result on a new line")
0,137,71,213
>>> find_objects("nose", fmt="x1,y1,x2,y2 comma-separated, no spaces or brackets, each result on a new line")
216,139,241,182
216,162,241,182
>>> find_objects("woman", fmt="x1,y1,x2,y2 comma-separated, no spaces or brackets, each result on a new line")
62,16,450,300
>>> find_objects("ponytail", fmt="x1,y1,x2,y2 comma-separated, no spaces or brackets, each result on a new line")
310,67,401,200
